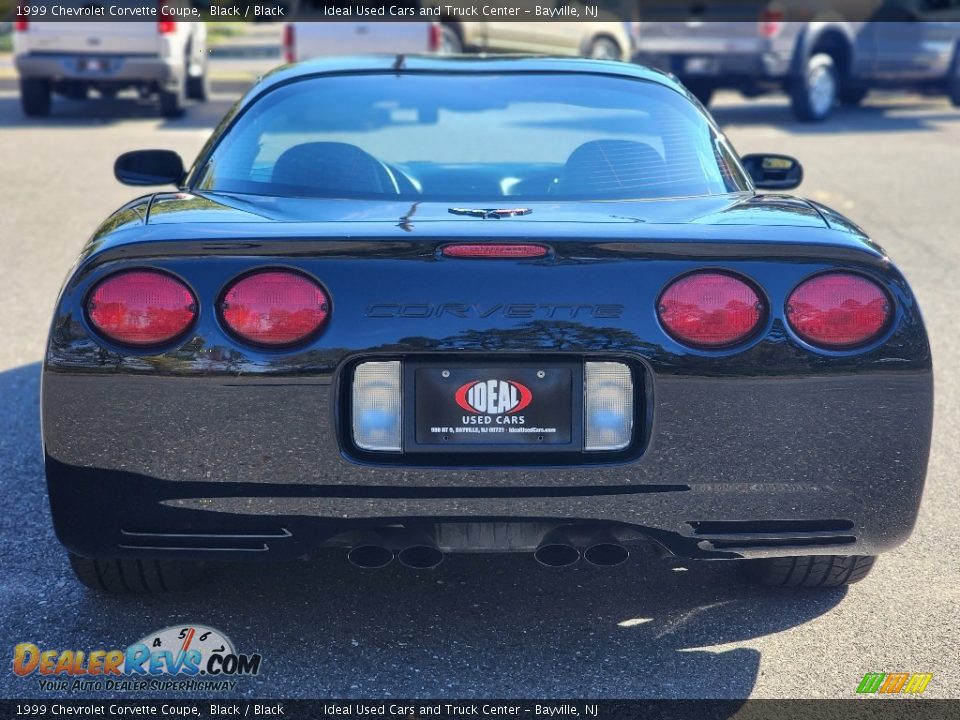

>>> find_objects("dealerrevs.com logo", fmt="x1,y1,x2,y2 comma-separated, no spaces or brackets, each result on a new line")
856,672,932,695
456,379,533,415
13,625,262,692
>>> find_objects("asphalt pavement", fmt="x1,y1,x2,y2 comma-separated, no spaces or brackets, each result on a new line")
0,82,958,700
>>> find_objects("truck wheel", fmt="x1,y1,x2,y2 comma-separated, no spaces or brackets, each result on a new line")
439,24,463,54
949,48,960,108
790,53,838,122
185,41,209,102
68,553,195,593
186,68,209,102
739,555,876,588
586,36,621,61
159,80,185,119
20,78,52,117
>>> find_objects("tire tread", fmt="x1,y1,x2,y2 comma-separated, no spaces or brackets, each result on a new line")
949,45,960,108
741,555,876,588
20,78,52,117
790,52,837,122
68,554,192,594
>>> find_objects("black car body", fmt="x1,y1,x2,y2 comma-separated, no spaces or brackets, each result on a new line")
42,56,932,592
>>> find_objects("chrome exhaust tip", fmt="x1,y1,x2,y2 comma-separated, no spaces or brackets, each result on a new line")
534,543,581,568
397,544,444,570
347,544,394,569
583,542,630,567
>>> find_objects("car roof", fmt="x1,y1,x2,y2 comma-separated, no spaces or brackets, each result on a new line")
246,55,688,107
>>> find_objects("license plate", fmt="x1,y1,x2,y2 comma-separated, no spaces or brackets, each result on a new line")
684,56,717,74
413,366,573,446
78,58,106,72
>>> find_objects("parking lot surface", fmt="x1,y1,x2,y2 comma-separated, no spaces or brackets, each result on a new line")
1,88,958,699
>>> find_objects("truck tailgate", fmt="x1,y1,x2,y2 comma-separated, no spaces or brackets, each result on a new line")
291,22,432,59
638,16,768,55
18,19,162,55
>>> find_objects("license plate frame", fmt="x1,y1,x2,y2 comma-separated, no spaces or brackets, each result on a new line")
403,361,583,454
683,56,719,75
77,57,108,73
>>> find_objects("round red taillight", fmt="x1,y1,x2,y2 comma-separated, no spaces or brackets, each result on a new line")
658,272,764,348
87,270,196,347
786,272,890,348
220,270,330,347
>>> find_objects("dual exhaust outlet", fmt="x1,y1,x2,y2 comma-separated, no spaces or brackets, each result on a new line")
346,527,629,570
347,542,444,570
532,528,630,568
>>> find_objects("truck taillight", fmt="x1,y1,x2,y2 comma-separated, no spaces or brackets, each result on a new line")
759,8,784,38
87,270,197,347
428,23,441,52
15,2,28,31
220,270,330,347
283,24,295,63
786,273,891,348
659,272,765,348
158,1,176,34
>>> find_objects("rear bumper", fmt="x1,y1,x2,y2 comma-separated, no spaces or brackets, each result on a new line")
15,52,179,87
43,367,932,562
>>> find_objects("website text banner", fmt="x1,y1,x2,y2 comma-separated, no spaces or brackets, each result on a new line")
2,700,960,720
6,1,960,24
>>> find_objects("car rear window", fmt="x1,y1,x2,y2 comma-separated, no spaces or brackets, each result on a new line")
194,72,749,201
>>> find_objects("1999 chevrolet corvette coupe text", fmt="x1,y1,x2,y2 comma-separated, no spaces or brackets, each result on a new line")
43,56,932,593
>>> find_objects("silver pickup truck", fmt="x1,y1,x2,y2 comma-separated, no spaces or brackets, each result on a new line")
635,1,960,121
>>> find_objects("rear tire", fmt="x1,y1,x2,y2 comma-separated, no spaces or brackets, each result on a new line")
68,553,195,593
159,81,185,119
439,24,463,54
185,42,209,102
586,36,621,61
20,78,51,117
949,47,960,108
739,554,876,588
186,67,209,102
790,53,838,122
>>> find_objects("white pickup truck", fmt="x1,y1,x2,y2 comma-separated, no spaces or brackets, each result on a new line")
282,20,449,63
13,2,207,118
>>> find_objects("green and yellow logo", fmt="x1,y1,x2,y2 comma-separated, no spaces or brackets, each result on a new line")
856,673,932,695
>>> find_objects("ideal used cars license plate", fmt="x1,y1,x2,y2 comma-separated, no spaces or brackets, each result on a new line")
413,366,573,446
77,58,107,72
683,56,718,74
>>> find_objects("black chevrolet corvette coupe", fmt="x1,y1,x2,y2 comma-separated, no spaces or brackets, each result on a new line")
43,56,932,593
